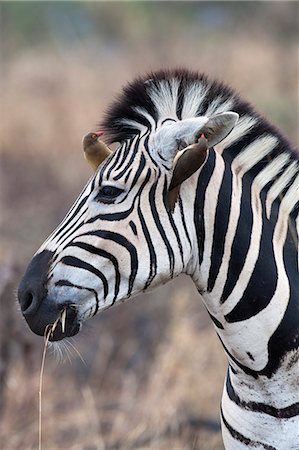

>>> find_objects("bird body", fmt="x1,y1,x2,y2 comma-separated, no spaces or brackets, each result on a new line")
82,132,111,170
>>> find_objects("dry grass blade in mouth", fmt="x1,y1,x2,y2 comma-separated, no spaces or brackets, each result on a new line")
38,310,66,450
60,308,67,334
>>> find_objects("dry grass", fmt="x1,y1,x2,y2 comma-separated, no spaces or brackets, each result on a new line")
38,311,68,450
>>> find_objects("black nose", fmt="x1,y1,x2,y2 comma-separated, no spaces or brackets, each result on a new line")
18,250,80,340
18,250,59,336
18,250,54,316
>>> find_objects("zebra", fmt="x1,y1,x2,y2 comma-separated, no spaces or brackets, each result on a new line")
18,69,299,450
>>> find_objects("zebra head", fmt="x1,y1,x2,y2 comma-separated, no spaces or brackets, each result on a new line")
18,71,238,341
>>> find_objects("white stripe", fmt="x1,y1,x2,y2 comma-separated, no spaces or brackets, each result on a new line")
255,153,289,190
279,174,299,222
233,134,279,175
133,106,157,132
181,82,208,119
217,115,258,154
205,97,233,117
266,161,298,219
148,79,179,123
116,118,147,134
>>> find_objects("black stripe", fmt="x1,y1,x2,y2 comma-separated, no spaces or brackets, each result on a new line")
123,163,152,204
220,406,276,450
220,170,253,302
55,218,87,248
112,140,132,175
65,242,120,303
157,150,169,163
78,230,138,296
103,155,119,183
137,201,157,289
130,152,147,190
224,189,277,323
163,175,184,268
106,142,127,180
149,177,175,277
161,161,171,171
217,333,258,378
55,279,100,315
143,134,159,168
124,168,132,184
178,196,192,249
98,151,115,185
161,117,176,126
64,175,95,223
194,149,216,265
197,80,231,116
207,160,232,292
51,178,95,245
61,256,108,300
113,145,137,181
207,311,224,329
50,195,89,243
176,78,185,120
280,172,299,209
226,369,299,418
129,221,138,236
113,137,139,179
87,202,135,223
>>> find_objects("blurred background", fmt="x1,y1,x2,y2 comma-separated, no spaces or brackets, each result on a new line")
0,2,298,449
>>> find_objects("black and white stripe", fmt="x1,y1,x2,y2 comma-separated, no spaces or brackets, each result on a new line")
25,69,299,449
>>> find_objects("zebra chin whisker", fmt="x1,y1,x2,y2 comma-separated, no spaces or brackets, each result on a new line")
48,341,68,364
48,337,87,366
67,337,87,367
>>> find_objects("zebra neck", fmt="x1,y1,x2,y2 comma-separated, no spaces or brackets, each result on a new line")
190,143,298,377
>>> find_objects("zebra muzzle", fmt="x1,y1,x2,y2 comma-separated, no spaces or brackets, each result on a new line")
18,249,81,341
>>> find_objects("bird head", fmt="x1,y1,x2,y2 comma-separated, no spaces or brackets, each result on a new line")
82,131,104,150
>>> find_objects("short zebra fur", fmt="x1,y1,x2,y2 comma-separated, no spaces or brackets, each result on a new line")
18,69,299,450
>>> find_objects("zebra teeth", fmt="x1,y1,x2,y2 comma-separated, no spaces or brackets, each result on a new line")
60,308,67,334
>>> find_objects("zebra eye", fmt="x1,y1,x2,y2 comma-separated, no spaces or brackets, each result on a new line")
95,185,124,204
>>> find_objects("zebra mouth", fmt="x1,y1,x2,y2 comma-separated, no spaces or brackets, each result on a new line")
48,307,81,342
21,300,81,342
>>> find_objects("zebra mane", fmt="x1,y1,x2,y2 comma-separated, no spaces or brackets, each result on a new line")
101,68,297,160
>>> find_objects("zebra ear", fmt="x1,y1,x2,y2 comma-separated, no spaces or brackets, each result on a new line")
151,112,238,163
200,112,239,148
168,135,209,212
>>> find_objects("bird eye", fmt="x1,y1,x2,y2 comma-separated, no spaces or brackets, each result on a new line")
95,185,124,204
91,133,97,139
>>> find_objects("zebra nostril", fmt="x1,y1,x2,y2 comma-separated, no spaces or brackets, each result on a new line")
19,289,41,316
18,250,54,318
20,290,34,313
